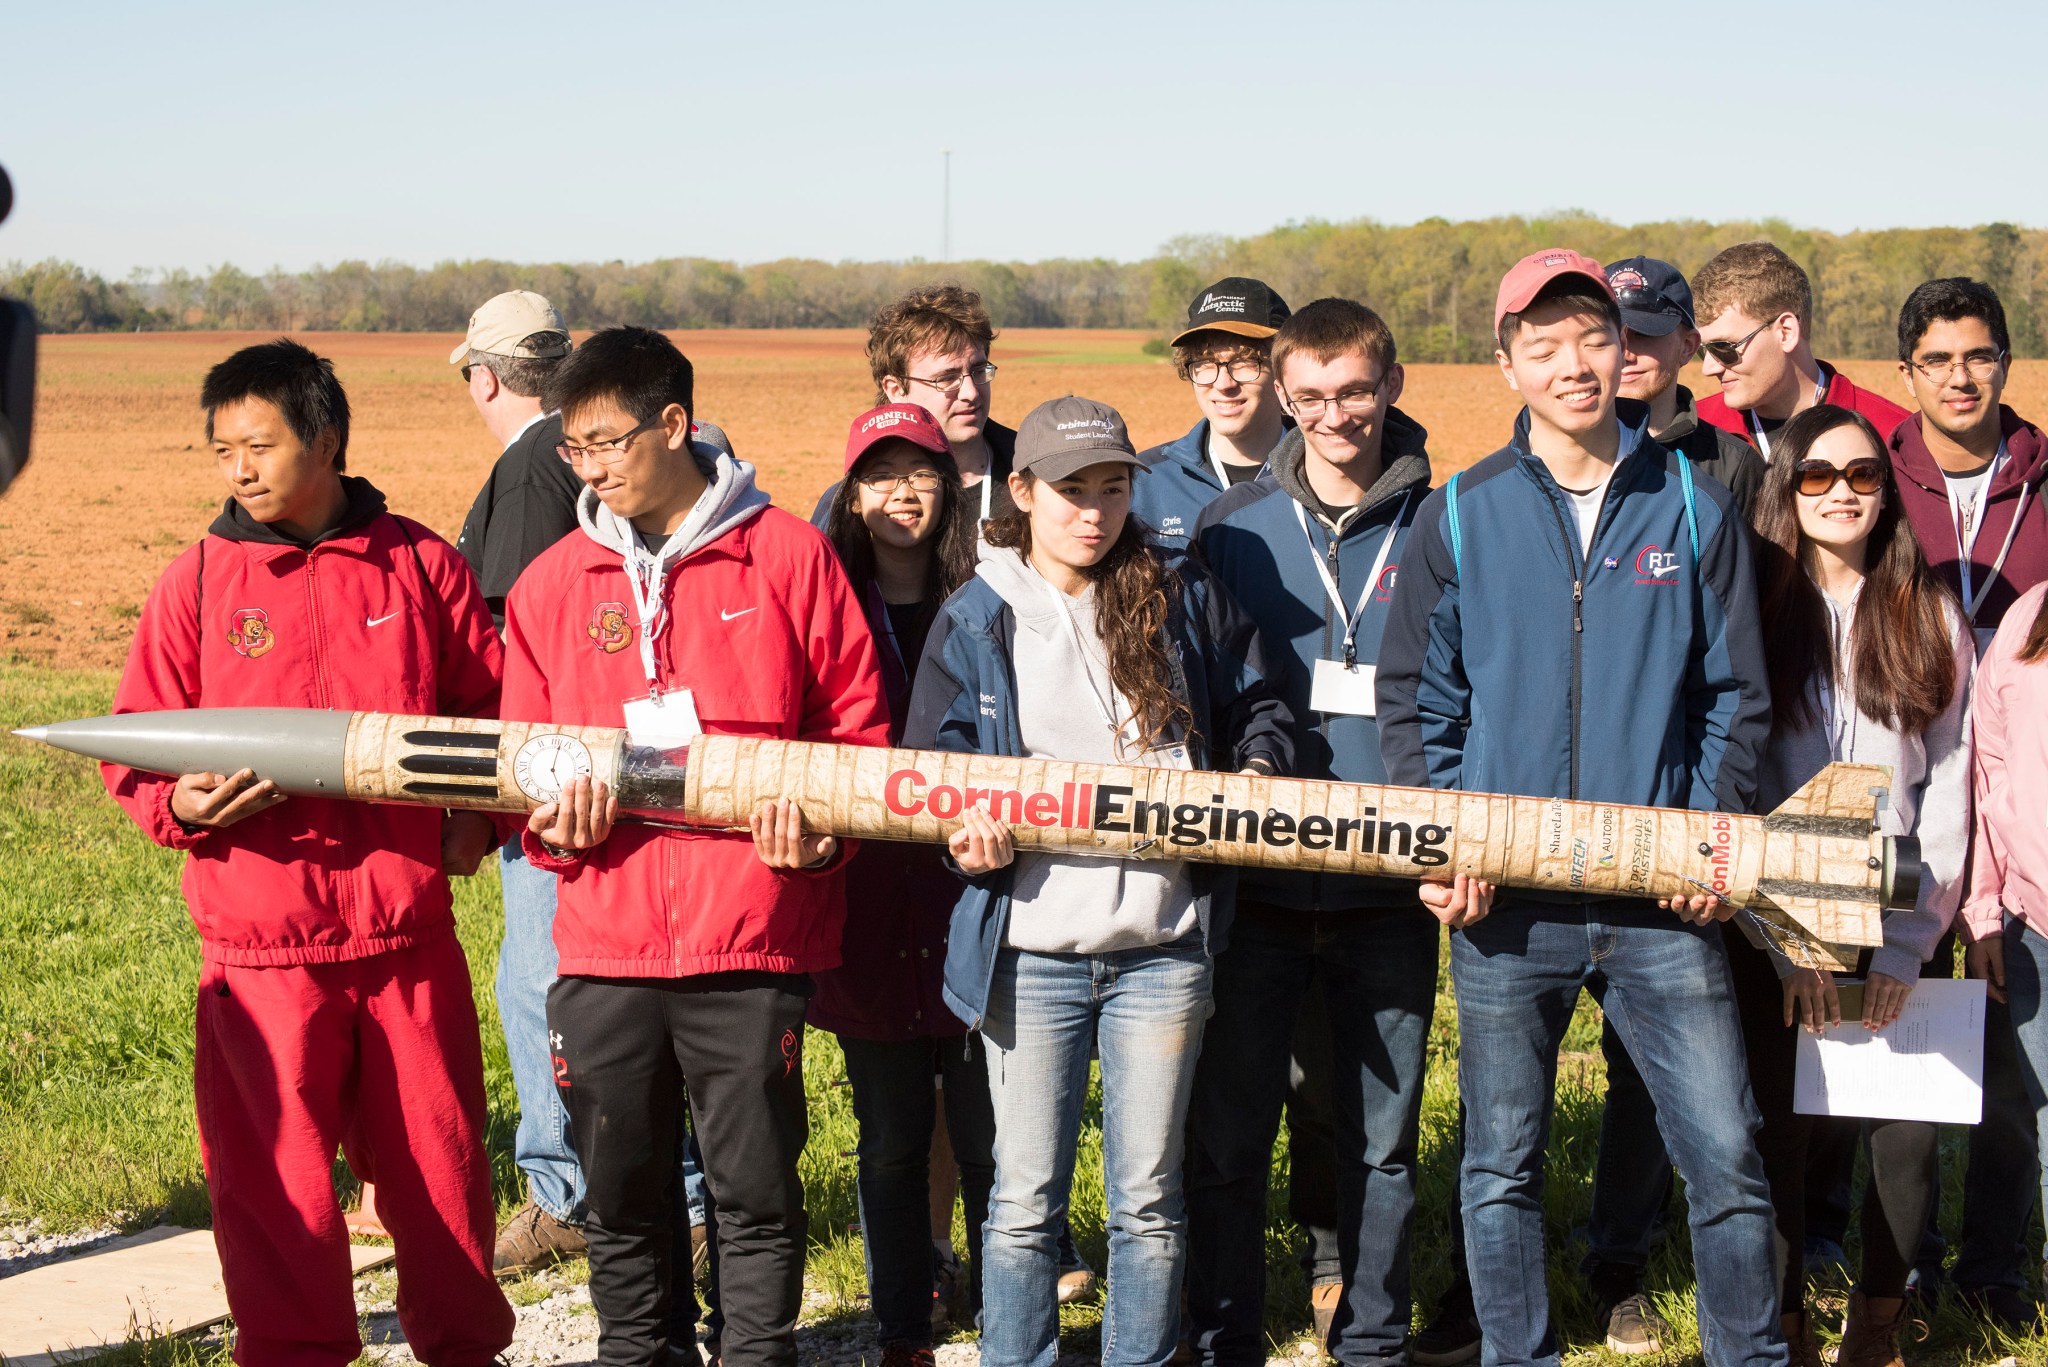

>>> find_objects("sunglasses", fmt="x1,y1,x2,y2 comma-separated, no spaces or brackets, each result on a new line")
1794,459,1886,497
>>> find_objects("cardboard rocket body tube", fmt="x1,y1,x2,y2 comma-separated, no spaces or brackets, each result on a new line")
19,708,1911,967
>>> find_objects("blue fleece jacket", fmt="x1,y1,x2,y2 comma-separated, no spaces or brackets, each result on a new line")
1376,402,1769,840
901,547,1294,1027
1131,419,1284,546
1195,409,1433,911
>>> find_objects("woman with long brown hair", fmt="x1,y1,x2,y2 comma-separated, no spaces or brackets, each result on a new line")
901,396,1291,1367
1739,403,1973,1367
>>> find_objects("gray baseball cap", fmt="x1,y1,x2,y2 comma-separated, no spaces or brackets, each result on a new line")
1014,395,1155,481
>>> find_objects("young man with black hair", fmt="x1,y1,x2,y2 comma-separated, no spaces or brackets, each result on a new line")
1132,276,1293,544
1189,297,1436,1365
501,326,889,1366
1693,242,1908,457
1888,277,2048,1331
103,338,514,1367
1379,252,1784,1367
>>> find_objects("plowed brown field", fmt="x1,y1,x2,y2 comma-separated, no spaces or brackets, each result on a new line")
8,329,2043,672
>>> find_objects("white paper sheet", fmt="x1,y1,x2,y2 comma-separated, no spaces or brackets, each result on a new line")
1793,977,1986,1124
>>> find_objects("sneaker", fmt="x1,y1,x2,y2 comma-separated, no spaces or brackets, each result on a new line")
1056,1238,1098,1305
1600,1293,1668,1356
493,1200,588,1277
1311,1280,1344,1349
1959,1284,2042,1336
1412,1284,1481,1367
880,1346,936,1367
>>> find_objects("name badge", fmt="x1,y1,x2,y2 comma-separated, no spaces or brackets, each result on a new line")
623,688,701,749
1311,658,1377,716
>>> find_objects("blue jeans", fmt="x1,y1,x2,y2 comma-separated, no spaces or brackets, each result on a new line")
1451,902,1784,1367
980,935,1213,1367
1186,905,1437,1366
1990,916,2048,1277
1585,1004,1674,1271
496,843,707,1226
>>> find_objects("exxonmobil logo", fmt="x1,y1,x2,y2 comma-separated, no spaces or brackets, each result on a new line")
882,768,1451,865
1706,813,1734,894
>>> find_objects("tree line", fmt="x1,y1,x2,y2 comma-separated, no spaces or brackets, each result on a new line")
7,214,2043,362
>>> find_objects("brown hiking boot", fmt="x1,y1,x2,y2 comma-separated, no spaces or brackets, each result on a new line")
1780,1312,1824,1367
1837,1292,1911,1367
1312,1281,1344,1349
493,1200,587,1277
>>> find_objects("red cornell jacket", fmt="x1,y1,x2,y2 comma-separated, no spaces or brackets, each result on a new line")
502,463,890,980
104,479,504,967
1890,407,2048,635
1697,360,1911,449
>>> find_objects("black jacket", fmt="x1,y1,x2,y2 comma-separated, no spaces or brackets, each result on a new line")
455,414,579,629
1657,386,1765,518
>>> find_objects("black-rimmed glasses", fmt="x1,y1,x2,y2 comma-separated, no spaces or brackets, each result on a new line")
1698,315,1785,368
557,418,659,466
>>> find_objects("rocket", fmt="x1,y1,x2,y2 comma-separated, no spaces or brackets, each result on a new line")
16,707,1917,969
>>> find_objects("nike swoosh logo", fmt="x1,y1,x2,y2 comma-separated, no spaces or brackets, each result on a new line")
720,607,756,621
366,612,401,628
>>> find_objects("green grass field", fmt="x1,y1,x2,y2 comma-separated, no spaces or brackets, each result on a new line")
1,663,2038,1365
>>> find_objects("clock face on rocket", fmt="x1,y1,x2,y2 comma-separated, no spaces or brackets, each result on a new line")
513,734,593,804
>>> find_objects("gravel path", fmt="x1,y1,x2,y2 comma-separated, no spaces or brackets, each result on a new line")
0,1215,128,1279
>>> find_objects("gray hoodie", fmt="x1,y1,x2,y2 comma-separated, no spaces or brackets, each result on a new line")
1752,587,1974,983
577,443,773,658
974,542,1199,954
1263,408,1433,539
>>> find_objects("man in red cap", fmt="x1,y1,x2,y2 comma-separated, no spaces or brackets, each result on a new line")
1379,251,1782,1367
1692,242,1908,459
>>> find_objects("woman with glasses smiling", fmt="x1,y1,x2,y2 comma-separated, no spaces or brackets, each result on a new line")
1735,403,1972,1367
814,402,991,1363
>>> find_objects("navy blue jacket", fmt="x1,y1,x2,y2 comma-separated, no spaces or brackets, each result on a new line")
1376,403,1769,842
1132,419,1285,546
1195,411,1432,912
903,548,1294,1027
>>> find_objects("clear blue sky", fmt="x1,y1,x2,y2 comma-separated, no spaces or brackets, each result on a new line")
7,0,2045,275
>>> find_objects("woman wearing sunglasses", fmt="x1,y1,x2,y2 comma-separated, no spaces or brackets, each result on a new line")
811,403,992,1363
1735,404,1972,1367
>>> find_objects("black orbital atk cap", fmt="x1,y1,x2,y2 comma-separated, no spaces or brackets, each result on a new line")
1170,276,1292,347
1604,257,1695,337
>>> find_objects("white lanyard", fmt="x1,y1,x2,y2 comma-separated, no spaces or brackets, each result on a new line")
1948,441,2027,622
623,547,669,697
1749,370,1830,460
976,474,992,523
1816,594,1861,761
1040,576,1129,750
1295,494,1410,666
1204,428,1234,491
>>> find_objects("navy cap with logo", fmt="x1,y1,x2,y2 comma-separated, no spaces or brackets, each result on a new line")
1170,277,1292,347
1014,395,1159,482
1604,257,1695,337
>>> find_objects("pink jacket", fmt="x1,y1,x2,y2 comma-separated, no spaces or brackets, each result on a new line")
1963,580,2048,942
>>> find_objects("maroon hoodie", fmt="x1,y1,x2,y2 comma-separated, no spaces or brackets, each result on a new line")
1890,406,2048,637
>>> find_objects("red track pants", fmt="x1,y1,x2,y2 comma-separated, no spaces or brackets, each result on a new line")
194,933,514,1367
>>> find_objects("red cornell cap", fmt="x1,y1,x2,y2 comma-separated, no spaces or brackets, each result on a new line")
845,402,951,472
1493,249,1615,338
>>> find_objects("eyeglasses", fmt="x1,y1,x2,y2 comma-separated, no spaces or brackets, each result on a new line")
557,418,659,466
1698,315,1786,368
1188,357,1268,387
1284,386,1382,422
903,362,998,398
1908,350,2007,383
1794,459,1886,497
856,469,946,494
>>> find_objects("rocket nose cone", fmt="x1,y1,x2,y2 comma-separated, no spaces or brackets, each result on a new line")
12,726,50,742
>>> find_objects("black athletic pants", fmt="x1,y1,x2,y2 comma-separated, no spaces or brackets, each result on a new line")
1724,929,1938,1313
549,972,811,1367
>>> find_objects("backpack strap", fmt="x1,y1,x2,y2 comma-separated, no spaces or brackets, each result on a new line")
1678,453,1700,563
1445,472,1464,579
